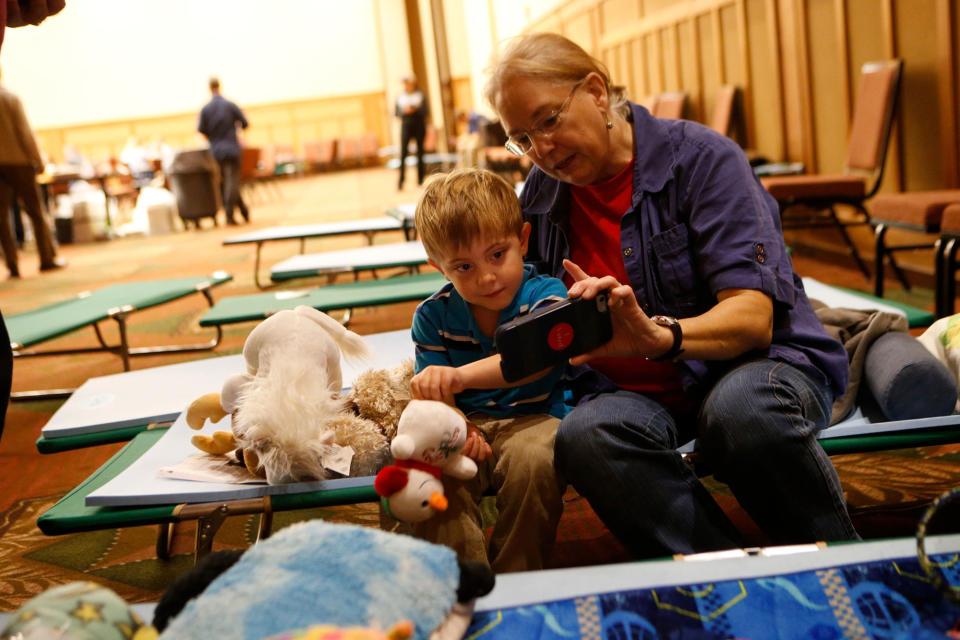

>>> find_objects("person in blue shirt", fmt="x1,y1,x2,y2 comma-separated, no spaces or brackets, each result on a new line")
408,168,570,572
198,77,249,225
483,33,858,560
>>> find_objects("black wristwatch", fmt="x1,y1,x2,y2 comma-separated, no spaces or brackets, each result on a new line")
649,315,684,361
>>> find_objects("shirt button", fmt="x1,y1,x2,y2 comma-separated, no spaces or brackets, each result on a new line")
757,255,766,264
623,248,633,257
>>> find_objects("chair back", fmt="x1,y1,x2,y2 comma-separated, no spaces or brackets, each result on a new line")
640,94,659,113
846,60,903,194
709,85,739,136
258,144,277,174
359,133,379,162
240,147,261,180
423,125,438,153
652,92,686,119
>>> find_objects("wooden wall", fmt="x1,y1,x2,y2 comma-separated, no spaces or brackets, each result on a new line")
518,0,960,268
35,92,389,165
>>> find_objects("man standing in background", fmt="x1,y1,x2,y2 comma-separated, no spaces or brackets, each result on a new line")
0,63,63,277
395,74,428,190
198,77,250,225
1,0,67,431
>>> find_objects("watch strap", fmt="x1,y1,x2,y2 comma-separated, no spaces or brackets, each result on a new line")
649,315,684,361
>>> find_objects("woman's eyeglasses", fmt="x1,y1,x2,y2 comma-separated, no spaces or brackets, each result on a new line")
504,78,586,156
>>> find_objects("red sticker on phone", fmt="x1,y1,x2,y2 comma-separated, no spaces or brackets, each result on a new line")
548,322,574,351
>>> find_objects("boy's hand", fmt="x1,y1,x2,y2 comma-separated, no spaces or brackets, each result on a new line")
410,365,465,405
461,421,492,462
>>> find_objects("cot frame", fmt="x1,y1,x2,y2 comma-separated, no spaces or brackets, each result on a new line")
222,218,415,288
10,275,232,401
36,413,960,562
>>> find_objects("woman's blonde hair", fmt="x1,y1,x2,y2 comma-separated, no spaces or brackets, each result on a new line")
483,32,630,120
415,168,523,262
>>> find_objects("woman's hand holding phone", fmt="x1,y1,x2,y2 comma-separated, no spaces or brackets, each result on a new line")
564,259,673,364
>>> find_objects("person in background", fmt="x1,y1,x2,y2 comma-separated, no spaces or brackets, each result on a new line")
0,63,64,277
198,76,250,225
454,109,490,169
395,74,428,190
120,136,153,187
484,32,858,559
1,0,67,437
406,168,570,573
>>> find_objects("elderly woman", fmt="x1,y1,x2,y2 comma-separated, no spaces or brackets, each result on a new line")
483,33,858,559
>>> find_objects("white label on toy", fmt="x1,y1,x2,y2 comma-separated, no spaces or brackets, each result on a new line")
322,444,354,476
157,453,267,484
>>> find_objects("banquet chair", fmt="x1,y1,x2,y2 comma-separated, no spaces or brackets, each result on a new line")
652,92,686,119
761,60,903,281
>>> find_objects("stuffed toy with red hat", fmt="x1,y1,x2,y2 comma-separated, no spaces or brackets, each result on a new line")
375,399,478,522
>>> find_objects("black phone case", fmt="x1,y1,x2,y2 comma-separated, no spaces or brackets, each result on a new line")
495,294,613,382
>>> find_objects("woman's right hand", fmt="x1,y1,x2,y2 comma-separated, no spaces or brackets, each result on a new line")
564,259,675,364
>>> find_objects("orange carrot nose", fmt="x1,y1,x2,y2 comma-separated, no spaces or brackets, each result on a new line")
429,492,448,512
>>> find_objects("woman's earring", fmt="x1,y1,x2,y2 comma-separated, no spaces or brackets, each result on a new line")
606,120,613,129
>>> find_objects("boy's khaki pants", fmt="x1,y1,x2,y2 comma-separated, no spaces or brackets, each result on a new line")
409,412,564,573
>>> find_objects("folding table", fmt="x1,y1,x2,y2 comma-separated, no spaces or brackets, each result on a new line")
8,273,233,401
223,218,415,288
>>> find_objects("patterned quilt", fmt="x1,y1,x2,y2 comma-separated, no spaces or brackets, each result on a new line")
467,552,960,639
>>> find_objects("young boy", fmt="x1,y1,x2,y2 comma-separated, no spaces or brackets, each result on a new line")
407,168,570,573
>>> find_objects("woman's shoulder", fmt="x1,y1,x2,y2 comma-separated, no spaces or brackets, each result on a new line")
671,117,744,161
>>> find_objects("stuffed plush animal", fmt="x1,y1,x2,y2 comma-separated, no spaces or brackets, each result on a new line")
375,400,478,523
346,359,415,441
153,520,495,640
185,305,387,484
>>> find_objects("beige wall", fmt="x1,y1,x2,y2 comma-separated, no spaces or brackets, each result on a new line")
3,0,412,161
463,0,960,268
488,0,959,195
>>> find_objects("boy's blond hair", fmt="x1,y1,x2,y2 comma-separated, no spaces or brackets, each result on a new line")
415,168,523,262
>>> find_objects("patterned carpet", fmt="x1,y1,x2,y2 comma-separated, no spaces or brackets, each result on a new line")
1,167,959,613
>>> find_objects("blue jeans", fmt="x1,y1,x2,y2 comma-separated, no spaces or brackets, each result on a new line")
555,358,859,559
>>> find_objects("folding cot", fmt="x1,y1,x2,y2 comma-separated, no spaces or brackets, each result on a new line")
7,533,958,633
36,329,413,453
35,280,954,558
198,270,446,327
36,395,960,560
802,276,935,328
8,273,233,401
38,327,417,558
467,534,960,637
268,240,427,285
384,202,415,225
222,217,415,287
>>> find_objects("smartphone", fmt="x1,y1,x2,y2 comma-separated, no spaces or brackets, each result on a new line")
495,293,613,382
